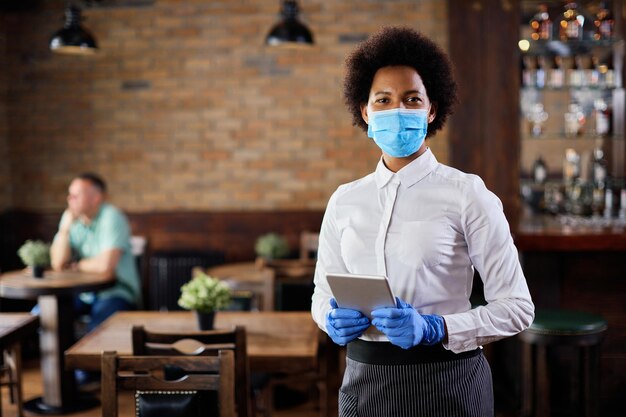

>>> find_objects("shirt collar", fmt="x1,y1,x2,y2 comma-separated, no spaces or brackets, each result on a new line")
374,148,439,189
79,203,105,229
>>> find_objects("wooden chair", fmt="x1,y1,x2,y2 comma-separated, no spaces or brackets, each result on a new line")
255,256,315,311
132,325,251,417
299,231,319,261
200,265,275,311
130,235,149,307
101,350,235,417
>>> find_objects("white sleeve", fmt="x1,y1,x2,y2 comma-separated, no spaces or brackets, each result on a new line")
311,190,349,333
443,177,535,353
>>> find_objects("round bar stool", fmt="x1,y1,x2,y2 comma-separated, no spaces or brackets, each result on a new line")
519,309,608,417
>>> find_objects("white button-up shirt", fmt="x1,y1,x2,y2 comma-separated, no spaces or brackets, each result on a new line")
311,149,534,353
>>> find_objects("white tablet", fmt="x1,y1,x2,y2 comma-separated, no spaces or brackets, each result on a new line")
326,272,396,319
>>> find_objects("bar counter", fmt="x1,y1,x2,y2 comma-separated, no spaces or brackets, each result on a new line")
511,214,626,412
514,214,626,251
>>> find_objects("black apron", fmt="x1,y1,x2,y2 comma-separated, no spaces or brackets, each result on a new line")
339,339,494,417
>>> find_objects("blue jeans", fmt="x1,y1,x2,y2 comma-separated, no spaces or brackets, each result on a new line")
32,295,135,332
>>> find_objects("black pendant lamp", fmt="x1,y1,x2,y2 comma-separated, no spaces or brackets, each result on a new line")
266,0,314,47
49,5,98,55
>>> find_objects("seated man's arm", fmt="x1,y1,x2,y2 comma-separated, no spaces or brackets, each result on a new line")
50,210,75,271
77,248,122,280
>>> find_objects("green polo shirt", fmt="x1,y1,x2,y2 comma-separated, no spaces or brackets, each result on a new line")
55,203,142,306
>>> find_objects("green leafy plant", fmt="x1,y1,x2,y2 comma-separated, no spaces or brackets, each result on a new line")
17,240,51,267
254,233,290,259
177,272,232,313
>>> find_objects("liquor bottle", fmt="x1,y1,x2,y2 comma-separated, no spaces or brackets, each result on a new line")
605,54,615,87
536,56,547,89
532,156,548,184
563,148,581,183
604,187,614,219
560,2,584,41
594,98,611,137
597,57,608,87
522,55,537,88
569,55,584,87
594,2,614,40
548,55,564,88
589,55,600,87
618,189,626,220
530,3,553,41
564,102,585,137
592,146,608,187
527,102,548,137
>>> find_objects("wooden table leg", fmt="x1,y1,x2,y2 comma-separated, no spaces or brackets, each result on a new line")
23,295,99,414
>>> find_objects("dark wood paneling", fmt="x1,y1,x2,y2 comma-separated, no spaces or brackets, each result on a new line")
448,0,521,225
127,211,324,263
0,209,325,270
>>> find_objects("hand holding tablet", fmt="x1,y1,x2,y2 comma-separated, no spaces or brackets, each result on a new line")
326,272,396,319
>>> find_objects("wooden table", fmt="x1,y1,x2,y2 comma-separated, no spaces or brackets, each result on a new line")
0,313,39,417
66,310,334,417
0,313,39,350
65,310,319,374
209,259,316,310
0,269,113,414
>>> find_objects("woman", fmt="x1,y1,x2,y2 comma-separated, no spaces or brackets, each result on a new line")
311,26,534,417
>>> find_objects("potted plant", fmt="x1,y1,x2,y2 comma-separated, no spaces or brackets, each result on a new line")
17,240,51,278
254,233,290,260
177,272,232,330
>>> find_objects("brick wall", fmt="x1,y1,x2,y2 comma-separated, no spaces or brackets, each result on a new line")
2,0,449,212
0,14,10,211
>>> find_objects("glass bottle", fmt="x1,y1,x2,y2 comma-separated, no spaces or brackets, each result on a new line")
548,55,564,88
594,2,614,40
527,102,549,137
594,98,611,137
563,148,581,183
564,102,585,137
536,56,547,89
532,156,548,184
618,189,626,220
589,55,600,87
569,55,583,87
530,3,553,41
592,146,608,187
560,2,584,41
604,186,614,219
605,54,615,87
522,55,537,88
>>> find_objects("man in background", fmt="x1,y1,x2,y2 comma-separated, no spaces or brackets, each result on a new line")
50,172,142,329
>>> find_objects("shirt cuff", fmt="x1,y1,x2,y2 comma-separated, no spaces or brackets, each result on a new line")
441,312,479,353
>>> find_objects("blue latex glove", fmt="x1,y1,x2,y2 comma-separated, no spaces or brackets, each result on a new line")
326,298,371,346
371,297,445,349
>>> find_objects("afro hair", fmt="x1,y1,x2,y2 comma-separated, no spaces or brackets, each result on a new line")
343,26,458,137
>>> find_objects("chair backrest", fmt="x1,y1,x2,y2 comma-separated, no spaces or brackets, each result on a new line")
130,235,149,307
132,325,250,417
299,231,319,261
202,265,275,311
101,350,235,417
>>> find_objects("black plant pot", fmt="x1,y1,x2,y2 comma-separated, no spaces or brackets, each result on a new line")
195,311,215,330
32,265,45,279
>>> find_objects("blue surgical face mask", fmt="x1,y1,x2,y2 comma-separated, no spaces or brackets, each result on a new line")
367,108,429,158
